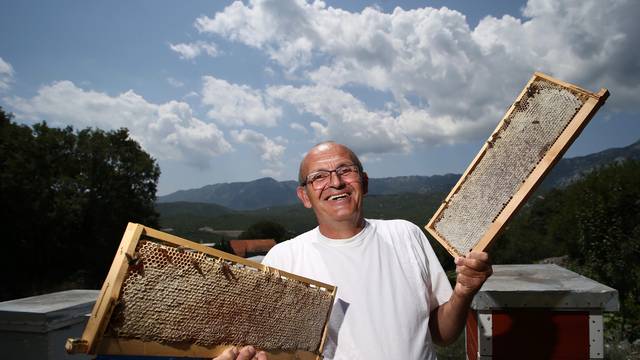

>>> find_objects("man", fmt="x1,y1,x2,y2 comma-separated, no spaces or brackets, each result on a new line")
216,141,492,360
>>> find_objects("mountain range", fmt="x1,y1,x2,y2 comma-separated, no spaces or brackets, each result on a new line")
157,139,640,211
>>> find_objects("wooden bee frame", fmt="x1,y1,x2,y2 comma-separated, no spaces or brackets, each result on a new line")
65,223,336,360
426,72,609,257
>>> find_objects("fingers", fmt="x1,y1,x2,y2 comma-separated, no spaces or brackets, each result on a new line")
213,346,267,360
238,346,258,360
213,347,239,360
454,251,493,297
455,252,491,274
455,251,491,269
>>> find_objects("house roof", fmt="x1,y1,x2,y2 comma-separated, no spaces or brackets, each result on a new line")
229,239,276,258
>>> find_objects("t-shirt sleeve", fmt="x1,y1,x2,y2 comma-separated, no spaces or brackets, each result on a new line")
409,223,453,312
262,244,281,267
426,248,453,311
262,241,292,272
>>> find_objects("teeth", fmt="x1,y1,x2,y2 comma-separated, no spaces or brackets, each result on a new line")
329,194,348,200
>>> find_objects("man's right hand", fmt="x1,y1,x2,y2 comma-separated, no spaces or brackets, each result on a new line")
213,346,267,360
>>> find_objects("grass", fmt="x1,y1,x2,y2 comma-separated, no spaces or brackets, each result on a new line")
435,334,466,359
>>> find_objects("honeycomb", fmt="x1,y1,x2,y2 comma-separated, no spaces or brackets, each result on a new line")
432,78,590,255
107,239,333,352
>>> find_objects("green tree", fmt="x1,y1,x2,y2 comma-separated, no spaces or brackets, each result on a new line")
492,189,570,264
561,161,640,339
493,160,640,340
0,107,160,300
239,220,288,243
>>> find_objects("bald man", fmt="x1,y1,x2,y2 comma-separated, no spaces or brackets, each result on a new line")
216,141,492,360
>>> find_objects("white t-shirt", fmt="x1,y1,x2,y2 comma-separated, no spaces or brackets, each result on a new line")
263,219,453,360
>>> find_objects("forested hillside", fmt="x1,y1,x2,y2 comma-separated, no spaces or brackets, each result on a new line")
156,192,446,244
157,139,640,210
158,160,640,341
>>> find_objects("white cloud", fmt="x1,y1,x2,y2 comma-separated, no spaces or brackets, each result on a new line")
197,0,640,154
201,75,282,127
230,128,285,177
0,57,14,92
473,0,640,108
167,77,184,87
169,41,219,60
5,81,232,168
396,109,494,145
268,85,411,155
289,121,308,134
183,91,199,99
264,66,276,77
195,0,325,72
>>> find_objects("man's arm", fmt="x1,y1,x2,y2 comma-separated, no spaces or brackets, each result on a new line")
429,251,492,346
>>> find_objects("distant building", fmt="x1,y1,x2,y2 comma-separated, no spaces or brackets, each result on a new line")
198,227,244,238
229,239,276,258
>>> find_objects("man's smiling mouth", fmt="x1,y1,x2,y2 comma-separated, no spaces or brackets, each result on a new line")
327,193,349,201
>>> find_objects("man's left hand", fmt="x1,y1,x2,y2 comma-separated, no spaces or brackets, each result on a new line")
454,251,493,299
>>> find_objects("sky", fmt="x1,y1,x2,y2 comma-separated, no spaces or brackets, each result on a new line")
1,0,638,196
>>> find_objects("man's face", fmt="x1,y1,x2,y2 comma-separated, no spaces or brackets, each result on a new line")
297,144,368,228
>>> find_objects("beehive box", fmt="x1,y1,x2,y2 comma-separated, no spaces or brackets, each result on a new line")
0,290,99,360
426,72,609,257
65,223,336,360
466,265,619,359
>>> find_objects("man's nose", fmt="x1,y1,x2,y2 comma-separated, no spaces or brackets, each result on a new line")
328,170,344,187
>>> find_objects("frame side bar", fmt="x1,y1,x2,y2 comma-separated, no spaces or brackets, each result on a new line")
66,222,145,354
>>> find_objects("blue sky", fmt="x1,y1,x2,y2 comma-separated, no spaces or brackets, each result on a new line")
1,0,638,195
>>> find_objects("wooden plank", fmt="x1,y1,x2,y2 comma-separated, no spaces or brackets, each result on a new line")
78,222,145,353
316,286,338,358
534,72,602,98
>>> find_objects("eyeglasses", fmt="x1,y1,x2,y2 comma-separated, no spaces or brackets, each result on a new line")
301,164,361,190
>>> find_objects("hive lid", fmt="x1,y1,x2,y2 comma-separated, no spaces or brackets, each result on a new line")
0,290,99,333
471,264,619,311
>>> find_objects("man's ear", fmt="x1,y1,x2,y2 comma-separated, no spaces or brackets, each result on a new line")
297,186,313,208
361,172,369,195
